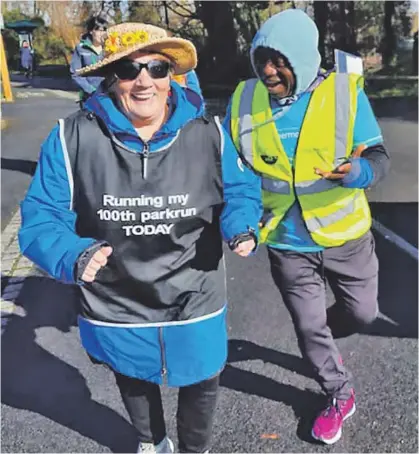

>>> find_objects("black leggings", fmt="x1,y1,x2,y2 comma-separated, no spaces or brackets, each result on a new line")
114,372,219,453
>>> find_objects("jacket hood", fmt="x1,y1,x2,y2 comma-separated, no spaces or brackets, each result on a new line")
80,35,94,48
83,81,204,150
250,9,321,95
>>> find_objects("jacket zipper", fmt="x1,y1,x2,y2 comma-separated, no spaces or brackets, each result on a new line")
142,142,149,179
158,327,167,384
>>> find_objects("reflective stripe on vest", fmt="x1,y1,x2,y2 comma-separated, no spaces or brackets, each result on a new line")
334,73,350,167
305,192,361,232
261,176,291,194
295,178,339,195
238,79,258,167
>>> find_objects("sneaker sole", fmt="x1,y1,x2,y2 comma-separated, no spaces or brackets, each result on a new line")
154,437,175,454
311,403,356,445
163,438,175,454
167,438,174,453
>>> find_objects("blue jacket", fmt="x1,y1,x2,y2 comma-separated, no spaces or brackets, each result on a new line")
19,82,261,385
70,36,104,95
19,82,261,284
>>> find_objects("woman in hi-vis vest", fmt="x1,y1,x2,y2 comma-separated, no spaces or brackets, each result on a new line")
221,9,390,446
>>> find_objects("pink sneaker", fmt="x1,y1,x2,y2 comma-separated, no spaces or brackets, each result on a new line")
311,391,356,444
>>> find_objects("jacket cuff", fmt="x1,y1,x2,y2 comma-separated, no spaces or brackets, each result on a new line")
341,158,373,188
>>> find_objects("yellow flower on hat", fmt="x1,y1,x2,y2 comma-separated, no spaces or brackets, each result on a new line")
104,32,119,54
134,30,149,44
121,31,136,47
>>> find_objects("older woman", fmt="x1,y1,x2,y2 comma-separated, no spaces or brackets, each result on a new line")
19,22,261,453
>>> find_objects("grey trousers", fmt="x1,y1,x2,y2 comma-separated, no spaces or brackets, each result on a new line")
268,231,379,399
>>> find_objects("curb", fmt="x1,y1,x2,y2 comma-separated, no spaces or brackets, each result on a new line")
1,209,34,333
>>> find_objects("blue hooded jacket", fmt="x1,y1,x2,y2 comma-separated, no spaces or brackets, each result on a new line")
70,36,104,95
19,80,261,282
19,81,262,385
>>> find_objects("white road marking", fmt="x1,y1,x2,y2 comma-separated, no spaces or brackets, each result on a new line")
372,219,418,261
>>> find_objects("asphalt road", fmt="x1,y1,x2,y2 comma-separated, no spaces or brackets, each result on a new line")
1,86,417,453
1,89,79,229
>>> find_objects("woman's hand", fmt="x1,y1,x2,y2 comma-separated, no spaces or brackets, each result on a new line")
233,239,256,257
81,246,113,282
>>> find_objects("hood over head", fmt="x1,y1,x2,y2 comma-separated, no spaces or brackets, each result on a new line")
250,9,321,95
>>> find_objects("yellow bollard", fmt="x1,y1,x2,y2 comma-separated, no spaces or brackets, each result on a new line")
0,33,14,102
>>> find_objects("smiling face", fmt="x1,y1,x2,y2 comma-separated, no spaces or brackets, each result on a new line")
253,47,296,98
112,51,172,129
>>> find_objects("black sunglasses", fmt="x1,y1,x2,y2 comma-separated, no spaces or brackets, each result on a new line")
113,59,171,81
93,25,107,32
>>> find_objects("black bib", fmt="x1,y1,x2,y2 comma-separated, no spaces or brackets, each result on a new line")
63,111,226,323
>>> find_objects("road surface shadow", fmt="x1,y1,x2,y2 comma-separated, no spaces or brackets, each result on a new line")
11,73,78,92
220,364,324,444
221,339,323,443
365,234,418,338
227,339,314,379
368,202,418,339
369,97,418,122
1,157,37,176
317,203,418,340
1,275,138,453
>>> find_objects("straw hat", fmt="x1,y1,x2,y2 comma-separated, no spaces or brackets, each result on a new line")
77,22,197,77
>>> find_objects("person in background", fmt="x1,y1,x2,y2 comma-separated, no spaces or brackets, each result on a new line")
70,15,108,104
20,40,34,78
221,9,390,445
19,22,251,454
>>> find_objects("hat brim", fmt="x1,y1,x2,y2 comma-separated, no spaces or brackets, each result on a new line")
76,37,197,77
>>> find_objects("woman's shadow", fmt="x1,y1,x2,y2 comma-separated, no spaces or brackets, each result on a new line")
1,274,138,453
221,339,325,443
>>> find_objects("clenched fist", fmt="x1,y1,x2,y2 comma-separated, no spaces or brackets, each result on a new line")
314,144,367,180
81,246,113,283
233,239,256,257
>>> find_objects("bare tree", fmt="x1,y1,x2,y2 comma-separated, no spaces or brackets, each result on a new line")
381,0,396,68
195,1,238,83
43,1,85,59
313,0,329,64
340,1,357,53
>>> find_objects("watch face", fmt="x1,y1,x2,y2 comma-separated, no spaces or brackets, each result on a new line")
261,155,278,165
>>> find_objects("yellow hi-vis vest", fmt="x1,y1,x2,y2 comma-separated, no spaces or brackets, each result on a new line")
230,73,372,247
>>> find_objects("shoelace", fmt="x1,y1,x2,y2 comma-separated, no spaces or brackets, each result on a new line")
322,397,343,418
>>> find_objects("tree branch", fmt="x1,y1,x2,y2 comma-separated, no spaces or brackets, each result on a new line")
171,1,196,17
166,3,197,20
